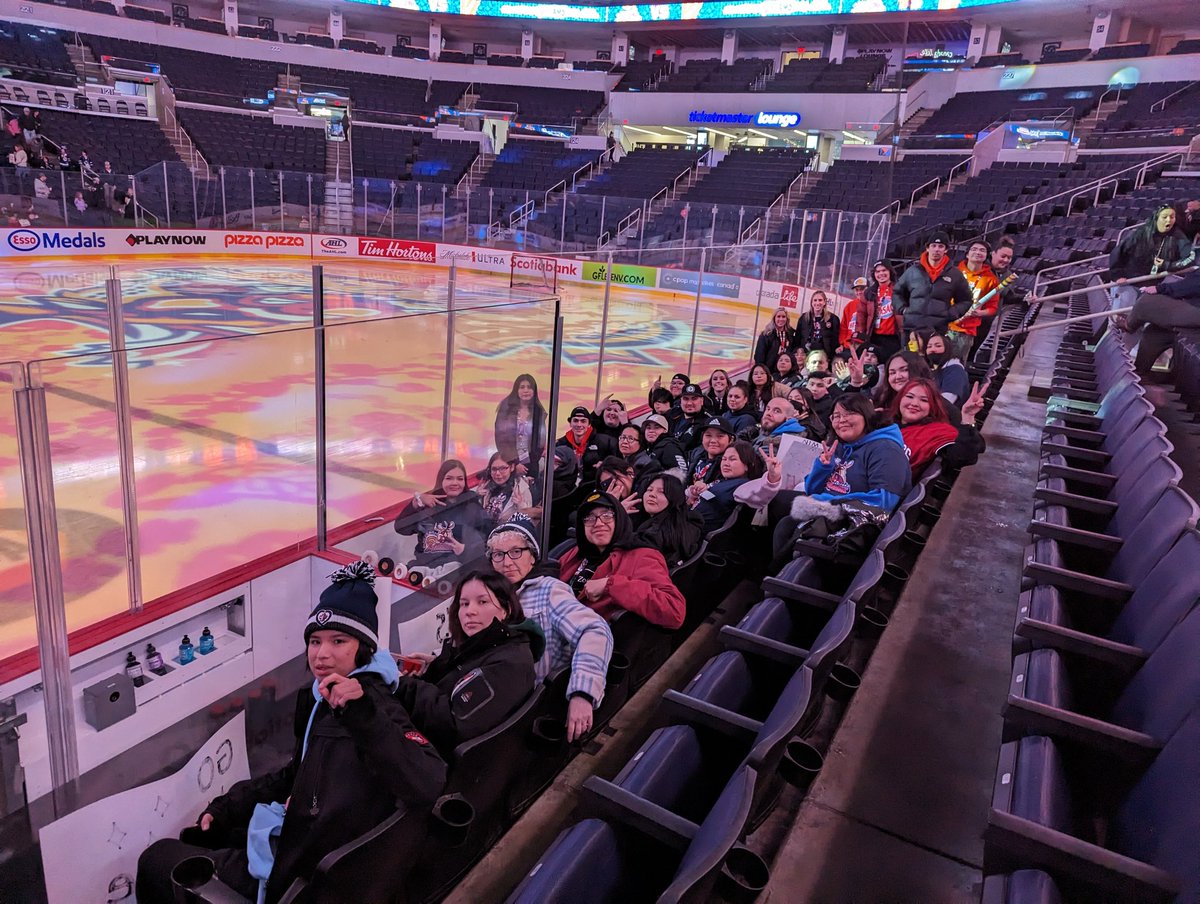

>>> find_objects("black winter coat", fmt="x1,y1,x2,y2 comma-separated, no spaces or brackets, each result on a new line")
203,675,447,904
1107,223,1195,281
394,494,490,568
395,619,542,757
893,259,974,332
559,429,618,483
754,326,796,368
796,311,839,359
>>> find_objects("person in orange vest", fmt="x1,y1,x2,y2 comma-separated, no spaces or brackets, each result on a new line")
838,277,875,354
949,239,1000,362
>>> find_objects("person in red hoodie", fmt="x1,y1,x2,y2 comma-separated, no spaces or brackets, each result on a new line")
865,261,901,361
949,239,1000,362
888,378,986,479
558,493,686,631
838,277,874,353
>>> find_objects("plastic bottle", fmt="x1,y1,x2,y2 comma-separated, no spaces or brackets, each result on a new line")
198,626,216,655
125,651,145,686
179,635,195,665
146,643,166,675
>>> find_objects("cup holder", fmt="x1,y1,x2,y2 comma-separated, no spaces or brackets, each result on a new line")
717,845,771,904
702,553,728,569
827,663,861,703
606,652,631,684
724,551,746,568
170,855,248,904
881,563,910,600
901,529,927,549
919,502,942,520
780,738,825,789
431,794,475,846
858,606,889,638
531,714,567,752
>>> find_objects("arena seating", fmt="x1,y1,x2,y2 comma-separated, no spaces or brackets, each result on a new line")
1092,41,1151,61
794,154,968,215
353,126,477,185
1038,47,1091,65
122,5,170,24
179,108,325,172
611,59,672,91
474,85,605,127
34,107,178,173
0,20,76,86
763,54,887,93
971,52,1029,68
470,138,601,226
651,57,770,93
644,147,813,245
1084,80,1200,148
905,85,1106,149
1168,38,1200,55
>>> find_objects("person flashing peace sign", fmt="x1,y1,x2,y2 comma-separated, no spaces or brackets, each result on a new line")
888,378,987,479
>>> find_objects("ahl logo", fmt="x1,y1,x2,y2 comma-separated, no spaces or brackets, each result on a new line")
320,237,347,250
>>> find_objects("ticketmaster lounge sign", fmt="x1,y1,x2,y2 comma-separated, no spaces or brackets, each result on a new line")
688,110,801,128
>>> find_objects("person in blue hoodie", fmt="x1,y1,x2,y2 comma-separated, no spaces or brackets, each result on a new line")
136,562,447,904
752,397,811,455
737,393,911,562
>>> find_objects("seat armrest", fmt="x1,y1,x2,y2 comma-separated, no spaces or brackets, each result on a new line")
1033,488,1118,516
1027,521,1123,553
1013,618,1147,672
660,690,761,743
1021,561,1133,603
1040,443,1111,464
761,576,841,612
1002,697,1160,765
1040,463,1117,489
718,626,809,667
580,776,696,851
984,811,1178,904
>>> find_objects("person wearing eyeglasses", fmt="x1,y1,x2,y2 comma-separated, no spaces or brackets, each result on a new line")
558,494,686,631
475,452,534,530
487,516,613,742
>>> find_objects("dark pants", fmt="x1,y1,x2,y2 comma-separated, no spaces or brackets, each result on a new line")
871,333,902,362
136,837,257,904
1128,291,1200,375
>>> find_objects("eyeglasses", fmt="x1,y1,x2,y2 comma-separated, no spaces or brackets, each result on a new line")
583,511,615,526
618,434,639,443
487,547,531,563
490,464,511,473
829,411,863,422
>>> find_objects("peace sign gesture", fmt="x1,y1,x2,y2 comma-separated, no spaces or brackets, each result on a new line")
819,437,839,466
760,445,782,484
846,345,866,386
961,381,988,424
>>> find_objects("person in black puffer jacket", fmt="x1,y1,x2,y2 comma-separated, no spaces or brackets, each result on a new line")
136,563,447,904
395,571,542,757
893,231,974,339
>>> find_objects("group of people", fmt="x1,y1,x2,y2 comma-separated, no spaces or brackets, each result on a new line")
137,229,1027,903
3,107,134,218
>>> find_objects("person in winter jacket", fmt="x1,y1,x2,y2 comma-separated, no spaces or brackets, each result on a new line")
889,378,986,479
1124,270,1200,375
796,291,840,360
638,414,689,479
559,493,686,630
893,231,974,338
395,459,490,573
871,351,935,412
866,261,902,361
475,453,535,531
754,308,797,367
704,368,731,414
1108,204,1195,311
588,396,628,440
559,406,618,483
736,394,911,516
923,333,971,407
839,278,874,351
747,364,775,417
494,374,547,479
487,517,612,741
772,350,803,388
786,386,828,443
724,381,760,439
629,473,705,567
752,397,811,454
135,563,447,904
949,240,1001,362
686,440,765,532
672,383,712,450
396,571,540,756
686,416,735,485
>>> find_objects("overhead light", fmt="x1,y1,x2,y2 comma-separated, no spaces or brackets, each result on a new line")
748,129,777,140
623,126,656,134
705,127,738,139
662,126,694,136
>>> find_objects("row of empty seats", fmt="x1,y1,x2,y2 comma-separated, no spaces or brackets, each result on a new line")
971,37,1199,69
905,85,1107,149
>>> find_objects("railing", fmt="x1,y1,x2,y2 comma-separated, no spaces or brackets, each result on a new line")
160,83,210,181
981,151,1183,235
1090,86,1125,124
508,198,536,228
617,207,639,240
1150,80,1199,113
877,198,902,218
1030,222,1140,297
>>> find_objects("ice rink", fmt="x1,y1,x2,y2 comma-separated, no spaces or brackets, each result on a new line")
0,254,765,660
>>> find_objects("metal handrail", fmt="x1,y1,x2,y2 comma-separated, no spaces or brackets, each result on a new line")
508,198,536,228
948,156,972,181
876,199,901,218
982,151,1182,234
1090,86,1124,124
908,175,940,210
1030,223,1141,296
1150,80,1199,114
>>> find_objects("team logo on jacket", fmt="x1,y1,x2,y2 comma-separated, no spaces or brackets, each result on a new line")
825,460,855,495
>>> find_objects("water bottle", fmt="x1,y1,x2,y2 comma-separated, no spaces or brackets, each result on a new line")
198,627,216,655
124,651,145,686
179,635,195,665
146,643,165,675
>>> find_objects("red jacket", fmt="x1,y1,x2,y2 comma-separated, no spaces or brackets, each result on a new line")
839,298,875,348
559,546,686,630
901,421,959,478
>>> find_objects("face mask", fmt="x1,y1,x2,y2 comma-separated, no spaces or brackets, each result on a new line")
926,351,950,367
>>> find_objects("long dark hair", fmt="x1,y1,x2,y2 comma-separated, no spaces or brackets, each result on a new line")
497,373,546,421
888,377,952,427
636,474,702,565
873,351,933,411
868,260,896,298
1131,204,1186,266
431,459,468,495
721,440,767,481
447,570,524,646
748,364,774,408
833,392,886,435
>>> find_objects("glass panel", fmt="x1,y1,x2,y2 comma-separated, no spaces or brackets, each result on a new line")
34,352,130,634
123,330,317,603
0,363,33,663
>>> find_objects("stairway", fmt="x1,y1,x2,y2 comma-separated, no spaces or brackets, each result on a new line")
455,151,495,198
66,42,107,86
323,139,353,232
1072,98,1124,145
898,107,936,142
